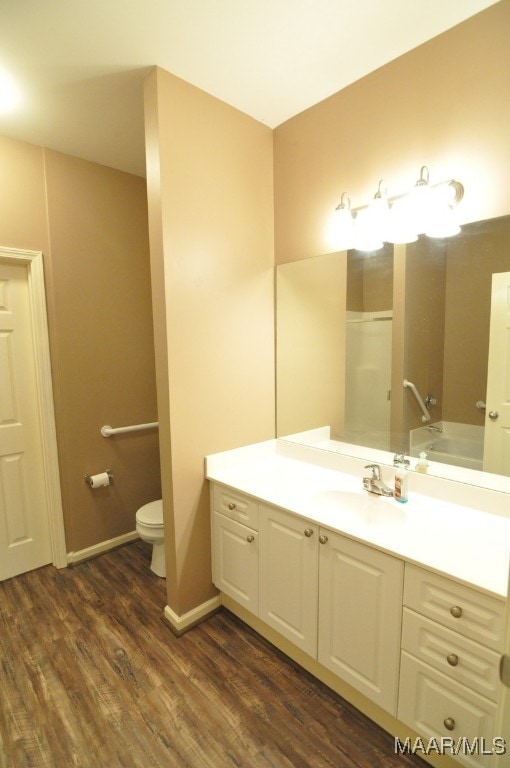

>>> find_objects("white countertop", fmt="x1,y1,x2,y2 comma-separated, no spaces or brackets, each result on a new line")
206,438,510,599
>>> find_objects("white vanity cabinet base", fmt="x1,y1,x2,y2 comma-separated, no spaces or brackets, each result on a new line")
399,652,498,768
402,608,501,702
404,565,505,652
258,504,318,657
212,511,259,612
318,529,404,715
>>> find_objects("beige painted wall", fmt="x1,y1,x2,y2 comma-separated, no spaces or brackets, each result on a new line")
276,252,346,437
0,134,160,554
403,239,447,432
44,150,160,553
274,1,510,266
346,247,393,313
0,135,49,253
144,68,275,616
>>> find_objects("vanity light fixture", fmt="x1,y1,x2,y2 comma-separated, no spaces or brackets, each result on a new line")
331,166,464,252
329,192,355,250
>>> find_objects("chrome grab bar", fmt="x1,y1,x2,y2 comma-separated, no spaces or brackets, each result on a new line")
403,379,431,423
101,422,159,437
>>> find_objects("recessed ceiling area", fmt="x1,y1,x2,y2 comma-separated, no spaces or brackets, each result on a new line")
0,0,499,177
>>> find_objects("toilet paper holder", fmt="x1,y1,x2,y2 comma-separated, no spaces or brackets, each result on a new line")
84,469,113,487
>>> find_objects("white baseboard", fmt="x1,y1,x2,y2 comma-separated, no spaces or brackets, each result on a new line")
67,530,139,565
164,595,222,635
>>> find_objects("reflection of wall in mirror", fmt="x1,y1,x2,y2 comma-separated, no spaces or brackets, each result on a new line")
276,252,345,437
403,238,446,435
443,216,510,426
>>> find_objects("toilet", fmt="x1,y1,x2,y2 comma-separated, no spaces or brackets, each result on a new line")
136,499,165,577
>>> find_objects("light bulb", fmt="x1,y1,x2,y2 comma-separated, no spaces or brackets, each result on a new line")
328,197,355,250
353,210,383,252
386,199,418,244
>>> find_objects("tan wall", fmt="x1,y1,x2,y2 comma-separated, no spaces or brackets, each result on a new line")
44,150,160,552
403,239,447,431
347,247,393,313
144,68,275,616
443,216,510,425
0,134,160,554
0,135,49,253
274,1,510,266
276,252,346,437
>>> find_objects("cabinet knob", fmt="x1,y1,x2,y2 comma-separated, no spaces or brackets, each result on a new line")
443,717,456,732
319,535,328,545
304,528,314,538
447,653,459,667
450,605,463,619
246,535,254,543
228,502,236,510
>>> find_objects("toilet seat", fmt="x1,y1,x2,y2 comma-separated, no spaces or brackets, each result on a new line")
136,499,163,527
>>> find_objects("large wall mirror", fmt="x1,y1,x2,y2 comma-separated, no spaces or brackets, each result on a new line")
276,214,510,487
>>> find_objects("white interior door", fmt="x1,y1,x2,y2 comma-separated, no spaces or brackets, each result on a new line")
0,260,53,580
483,272,510,476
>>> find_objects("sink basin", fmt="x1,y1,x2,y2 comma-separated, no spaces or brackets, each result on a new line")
310,489,407,526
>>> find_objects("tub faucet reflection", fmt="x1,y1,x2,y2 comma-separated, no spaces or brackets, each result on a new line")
363,464,394,497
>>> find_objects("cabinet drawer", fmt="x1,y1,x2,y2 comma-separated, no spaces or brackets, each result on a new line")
212,484,258,530
403,565,505,651
402,608,501,702
398,652,498,768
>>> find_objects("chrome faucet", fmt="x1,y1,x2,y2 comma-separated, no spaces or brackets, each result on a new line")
363,464,394,497
427,425,443,433
393,453,410,467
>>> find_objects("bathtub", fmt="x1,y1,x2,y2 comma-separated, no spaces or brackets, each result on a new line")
410,422,484,472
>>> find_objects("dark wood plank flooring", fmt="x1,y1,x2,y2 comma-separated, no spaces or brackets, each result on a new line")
0,541,426,768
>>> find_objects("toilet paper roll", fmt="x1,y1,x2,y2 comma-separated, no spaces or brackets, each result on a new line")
87,472,111,489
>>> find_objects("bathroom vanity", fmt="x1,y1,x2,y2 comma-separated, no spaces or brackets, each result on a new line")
206,435,510,768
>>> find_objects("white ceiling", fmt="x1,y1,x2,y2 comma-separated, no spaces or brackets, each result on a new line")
0,0,499,177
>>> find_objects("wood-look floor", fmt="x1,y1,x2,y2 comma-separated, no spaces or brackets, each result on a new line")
0,541,425,768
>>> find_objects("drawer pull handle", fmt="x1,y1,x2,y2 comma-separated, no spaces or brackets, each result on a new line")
450,605,463,619
319,535,329,545
444,717,456,731
228,502,236,510
304,528,314,538
246,535,255,543
447,653,459,667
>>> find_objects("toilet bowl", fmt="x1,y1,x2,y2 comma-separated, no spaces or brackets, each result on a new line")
136,499,165,577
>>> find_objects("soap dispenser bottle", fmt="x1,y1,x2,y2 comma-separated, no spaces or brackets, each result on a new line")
416,451,429,473
394,462,408,503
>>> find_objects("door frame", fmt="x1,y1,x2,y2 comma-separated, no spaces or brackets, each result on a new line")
0,246,67,568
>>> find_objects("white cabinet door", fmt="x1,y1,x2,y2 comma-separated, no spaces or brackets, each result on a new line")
259,505,318,657
318,528,404,714
399,653,498,768
212,511,259,613
483,271,510,475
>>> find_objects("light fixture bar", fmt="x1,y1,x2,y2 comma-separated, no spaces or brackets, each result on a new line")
330,166,464,252
337,173,464,215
